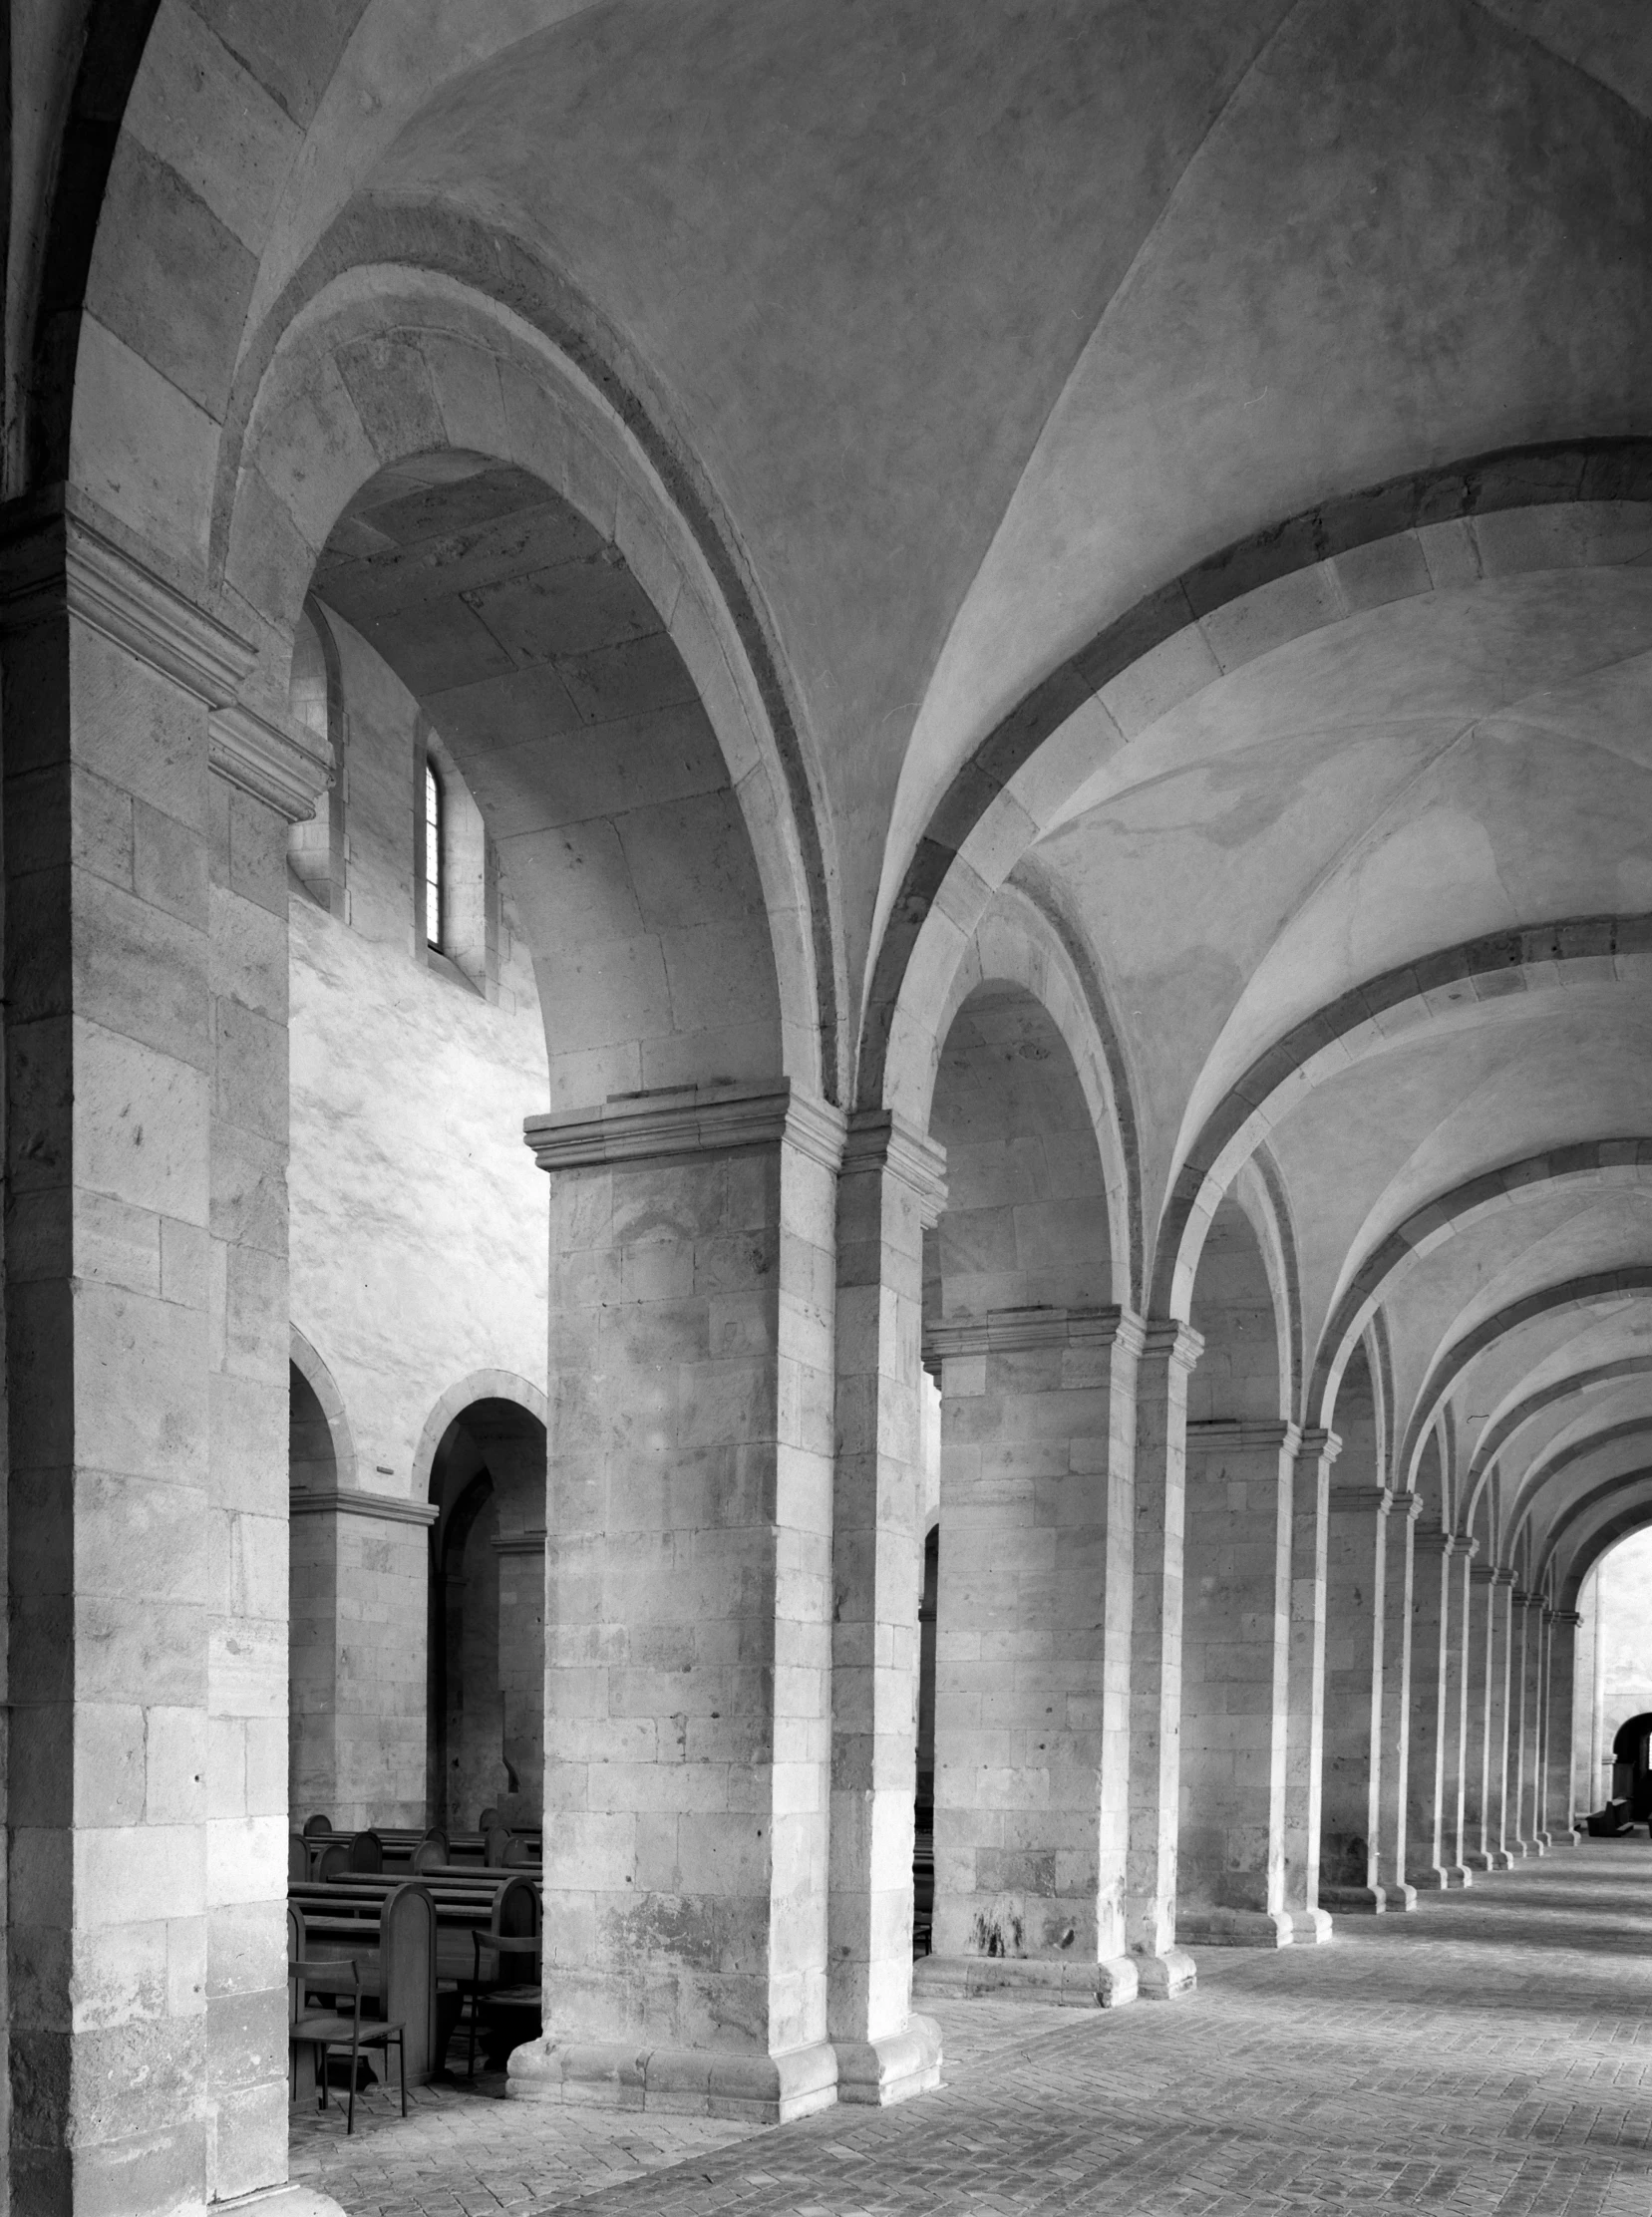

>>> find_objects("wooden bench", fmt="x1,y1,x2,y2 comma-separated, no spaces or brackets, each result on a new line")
287,1880,440,2085
291,1870,539,2070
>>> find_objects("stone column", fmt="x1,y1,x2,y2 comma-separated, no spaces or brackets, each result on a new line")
496,1531,547,1826
1482,1569,1515,1869
1533,1607,1555,1849
1589,1593,1607,1811
1462,1559,1496,1870
1319,1476,1389,1913
1545,1609,1582,1845
1123,1320,1201,1997
1375,1495,1420,1909
1438,1536,1477,1882
826,1108,946,2103
1406,1526,1467,1888
288,1489,438,1829
1281,1427,1336,1942
915,1307,1142,2008
514,1081,845,2121
1509,1592,1543,1856
1176,1417,1295,1948
1,499,331,2212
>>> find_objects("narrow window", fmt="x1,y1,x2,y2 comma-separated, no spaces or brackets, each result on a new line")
425,759,444,950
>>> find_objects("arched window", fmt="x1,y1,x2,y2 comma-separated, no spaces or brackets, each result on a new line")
425,758,444,951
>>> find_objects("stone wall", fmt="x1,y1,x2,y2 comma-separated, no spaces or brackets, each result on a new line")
285,609,549,1826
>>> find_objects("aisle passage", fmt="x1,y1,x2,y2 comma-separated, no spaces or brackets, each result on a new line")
300,1838,1652,2216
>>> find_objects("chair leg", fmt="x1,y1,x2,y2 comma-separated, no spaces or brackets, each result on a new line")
316,2045,327,2112
468,1981,478,2079
347,2035,358,2136
399,2029,408,2118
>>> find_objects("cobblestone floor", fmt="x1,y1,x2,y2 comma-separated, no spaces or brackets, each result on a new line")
294,1835,1652,2215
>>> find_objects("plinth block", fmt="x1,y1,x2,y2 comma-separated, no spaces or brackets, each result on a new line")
1176,1907,1294,1949
833,2016,943,2106
506,2037,840,2122
913,1954,1139,2008
1136,1946,1198,1998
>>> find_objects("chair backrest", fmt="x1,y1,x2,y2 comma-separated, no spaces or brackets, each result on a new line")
412,1837,446,1873
473,1928,540,1975
289,1833,309,1883
303,1813,332,1836
287,1904,306,2017
484,1824,511,1867
493,1873,541,1941
421,1827,450,1860
501,1835,538,1867
316,1840,352,1880
348,1828,384,1874
478,1807,499,1832
291,1955,363,2030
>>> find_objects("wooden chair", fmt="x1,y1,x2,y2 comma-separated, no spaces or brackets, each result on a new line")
466,1931,540,2078
289,1955,408,2134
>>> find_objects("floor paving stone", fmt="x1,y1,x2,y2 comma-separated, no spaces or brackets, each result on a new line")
294,1838,1652,2215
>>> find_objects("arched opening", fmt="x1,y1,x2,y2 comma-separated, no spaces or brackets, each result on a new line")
1178,1191,1290,1944
919,978,1122,1987
428,1399,549,1835
289,1357,342,1826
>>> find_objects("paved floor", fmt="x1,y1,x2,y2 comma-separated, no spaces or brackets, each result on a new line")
294,1836,1652,2215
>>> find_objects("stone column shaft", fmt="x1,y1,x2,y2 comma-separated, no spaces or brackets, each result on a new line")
1406,1527,1468,1888
1463,1561,1496,1871
1,499,329,2212
1510,1594,1544,1857
1439,1538,1478,1880
1483,1569,1515,1868
1533,1607,1555,1849
515,1080,846,2122
1123,1320,1201,1997
916,1306,1142,2008
1176,1415,1294,1949
1545,1609,1582,1847
288,1489,438,1830
1375,1496,1420,1908
1281,1428,1337,1942
1319,1480,1389,1913
826,1109,946,2101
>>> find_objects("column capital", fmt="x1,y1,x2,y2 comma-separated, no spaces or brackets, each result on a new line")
0,487,251,698
289,1486,439,1528
1401,1492,1425,1521
924,1303,1145,1364
841,1107,948,1221
1470,1557,1497,1584
524,1079,847,1177
493,1528,547,1557
1413,1522,1457,1556
209,699,332,821
1140,1316,1204,1372
1299,1425,1343,1463
1187,1417,1301,1455
1328,1482,1392,1515
1512,1588,1539,1610
1490,1565,1518,1587
1456,1533,1481,1561
1547,1608,1583,1628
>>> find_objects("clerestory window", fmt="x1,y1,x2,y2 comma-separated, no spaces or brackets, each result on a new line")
425,758,444,951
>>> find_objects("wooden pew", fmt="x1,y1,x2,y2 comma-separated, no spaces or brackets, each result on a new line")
290,1870,538,2069
288,1879,440,2085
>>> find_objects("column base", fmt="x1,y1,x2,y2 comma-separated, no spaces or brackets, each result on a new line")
1534,1830,1553,1849
913,1954,1139,2008
216,2190,351,2217
1175,1908,1293,1949
1135,1946,1197,1998
1406,1864,1471,1889
1467,1848,1512,1871
1284,1908,1334,1943
506,2037,839,2122
1319,1883,1388,1913
832,2015,943,2106
1508,1837,1544,1858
